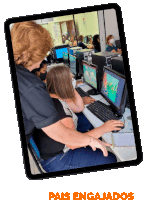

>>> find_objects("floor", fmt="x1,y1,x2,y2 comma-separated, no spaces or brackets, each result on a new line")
28,149,46,175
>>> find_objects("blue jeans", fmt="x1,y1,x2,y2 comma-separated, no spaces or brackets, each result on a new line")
76,112,94,133
40,146,117,173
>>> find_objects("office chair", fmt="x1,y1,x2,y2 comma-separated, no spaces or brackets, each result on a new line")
28,136,45,174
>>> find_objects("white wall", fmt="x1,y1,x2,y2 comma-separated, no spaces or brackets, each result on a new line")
104,8,120,41
98,10,106,52
98,9,120,51
74,12,99,37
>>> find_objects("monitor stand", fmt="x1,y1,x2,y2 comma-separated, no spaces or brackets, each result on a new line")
74,74,80,80
114,113,123,120
87,88,99,95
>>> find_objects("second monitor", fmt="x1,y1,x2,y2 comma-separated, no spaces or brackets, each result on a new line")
76,49,95,78
69,54,79,79
82,61,99,95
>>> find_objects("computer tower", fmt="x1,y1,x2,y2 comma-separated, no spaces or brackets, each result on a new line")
92,52,120,68
76,49,95,77
92,52,120,91
111,56,125,75
69,47,82,56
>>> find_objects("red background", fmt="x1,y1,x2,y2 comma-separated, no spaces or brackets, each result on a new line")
0,0,143,200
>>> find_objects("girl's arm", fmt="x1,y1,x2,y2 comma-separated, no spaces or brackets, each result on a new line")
65,89,84,113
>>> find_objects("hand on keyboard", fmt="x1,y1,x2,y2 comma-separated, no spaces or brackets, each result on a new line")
82,96,95,105
100,120,124,133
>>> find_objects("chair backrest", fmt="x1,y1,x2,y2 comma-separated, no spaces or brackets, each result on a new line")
28,136,45,174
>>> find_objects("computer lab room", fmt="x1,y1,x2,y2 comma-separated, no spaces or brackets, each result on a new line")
14,8,136,174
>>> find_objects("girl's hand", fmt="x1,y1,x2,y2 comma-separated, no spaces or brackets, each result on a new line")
82,96,95,105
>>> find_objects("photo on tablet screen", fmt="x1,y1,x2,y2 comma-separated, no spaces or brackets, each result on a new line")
4,3,142,179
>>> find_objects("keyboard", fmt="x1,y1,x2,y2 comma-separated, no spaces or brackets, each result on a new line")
76,87,89,97
86,101,119,122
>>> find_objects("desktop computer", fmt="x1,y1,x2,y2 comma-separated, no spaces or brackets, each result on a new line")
76,49,95,77
52,44,69,63
100,66,127,116
83,37,87,44
92,52,120,91
111,56,125,75
69,47,82,56
111,56,131,108
69,54,79,79
92,51,120,68
82,61,98,95
87,66,127,122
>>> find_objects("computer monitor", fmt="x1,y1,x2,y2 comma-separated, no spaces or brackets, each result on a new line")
82,61,98,95
101,66,127,116
76,49,95,78
84,37,87,44
69,54,77,76
53,45,69,62
87,35,92,44
62,52,69,66
92,52,120,91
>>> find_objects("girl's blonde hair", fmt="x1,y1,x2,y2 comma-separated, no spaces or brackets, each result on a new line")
11,21,53,68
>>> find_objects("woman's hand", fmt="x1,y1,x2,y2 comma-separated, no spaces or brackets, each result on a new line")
118,48,122,54
82,96,95,105
100,120,124,133
89,137,112,157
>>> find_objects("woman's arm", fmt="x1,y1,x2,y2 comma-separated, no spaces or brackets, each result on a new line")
42,120,111,157
65,89,84,113
60,117,79,149
111,49,118,53
87,44,94,49
60,117,124,150
111,48,122,54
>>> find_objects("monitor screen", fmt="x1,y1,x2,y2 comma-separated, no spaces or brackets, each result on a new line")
55,47,68,59
101,68,125,109
63,52,69,61
69,49,73,55
83,63,97,89
69,55,76,75
84,37,87,43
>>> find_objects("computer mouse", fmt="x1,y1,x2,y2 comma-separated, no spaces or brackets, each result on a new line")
112,125,125,133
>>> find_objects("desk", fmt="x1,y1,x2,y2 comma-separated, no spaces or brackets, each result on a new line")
78,83,137,162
